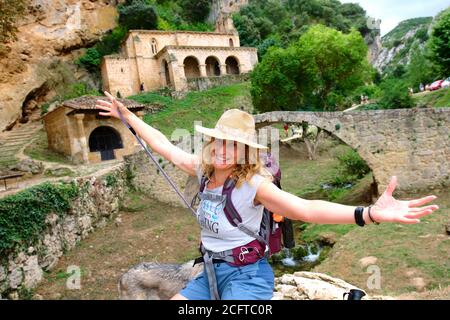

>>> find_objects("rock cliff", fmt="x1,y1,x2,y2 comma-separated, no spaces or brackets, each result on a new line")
0,0,120,131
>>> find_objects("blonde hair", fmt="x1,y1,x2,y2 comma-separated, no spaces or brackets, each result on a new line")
200,137,273,188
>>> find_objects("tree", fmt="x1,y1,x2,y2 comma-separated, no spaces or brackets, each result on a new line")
378,79,414,109
76,26,128,73
406,45,439,89
233,15,261,47
251,25,371,113
0,0,27,43
234,0,369,52
250,46,303,113
179,0,211,23
295,25,371,110
118,0,158,30
257,37,282,60
429,9,450,76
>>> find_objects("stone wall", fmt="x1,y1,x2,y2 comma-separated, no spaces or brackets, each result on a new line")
43,106,145,164
0,164,127,299
102,36,257,95
123,31,241,58
187,73,250,91
0,143,196,299
254,108,450,195
123,150,192,208
42,106,72,156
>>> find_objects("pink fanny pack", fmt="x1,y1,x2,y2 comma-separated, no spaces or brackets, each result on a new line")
227,239,266,267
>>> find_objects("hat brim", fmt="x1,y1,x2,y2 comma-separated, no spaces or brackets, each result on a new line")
195,125,268,149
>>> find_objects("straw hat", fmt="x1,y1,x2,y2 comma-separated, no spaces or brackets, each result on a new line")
195,109,268,149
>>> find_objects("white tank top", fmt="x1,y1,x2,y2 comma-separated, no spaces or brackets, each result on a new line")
195,165,268,252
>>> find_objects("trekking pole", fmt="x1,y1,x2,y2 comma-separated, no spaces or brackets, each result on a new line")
115,101,198,218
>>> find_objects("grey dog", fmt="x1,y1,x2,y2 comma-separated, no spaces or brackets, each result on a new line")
118,260,203,300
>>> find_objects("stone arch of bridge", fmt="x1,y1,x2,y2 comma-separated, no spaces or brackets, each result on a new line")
254,112,379,198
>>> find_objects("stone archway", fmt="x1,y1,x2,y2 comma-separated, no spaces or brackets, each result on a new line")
254,109,450,195
89,126,123,161
183,56,201,79
205,56,221,76
225,56,240,75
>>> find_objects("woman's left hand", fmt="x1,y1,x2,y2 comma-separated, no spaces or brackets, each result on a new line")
371,176,439,224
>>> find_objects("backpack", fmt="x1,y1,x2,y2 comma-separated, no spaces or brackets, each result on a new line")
198,151,295,257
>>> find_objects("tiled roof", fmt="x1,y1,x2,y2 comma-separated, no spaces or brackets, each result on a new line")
63,96,145,110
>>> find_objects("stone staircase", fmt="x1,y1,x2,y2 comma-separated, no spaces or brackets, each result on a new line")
0,122,43,170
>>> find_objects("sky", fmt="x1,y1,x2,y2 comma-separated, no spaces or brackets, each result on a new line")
340,0,450,36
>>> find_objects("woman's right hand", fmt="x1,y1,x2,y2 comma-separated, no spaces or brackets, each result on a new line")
95,91,129,120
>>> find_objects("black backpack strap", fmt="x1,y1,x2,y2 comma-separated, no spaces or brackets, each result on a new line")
200,175,208,192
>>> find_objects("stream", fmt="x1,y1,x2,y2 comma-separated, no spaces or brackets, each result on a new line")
270,242,327,277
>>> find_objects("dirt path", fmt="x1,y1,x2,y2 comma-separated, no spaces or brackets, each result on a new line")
0,160,123,198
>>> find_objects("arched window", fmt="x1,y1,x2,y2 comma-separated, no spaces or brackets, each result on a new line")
151,38,158,55
229,38,234,47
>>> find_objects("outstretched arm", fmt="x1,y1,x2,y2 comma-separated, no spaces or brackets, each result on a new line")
255,176,439,225
95,92,199,176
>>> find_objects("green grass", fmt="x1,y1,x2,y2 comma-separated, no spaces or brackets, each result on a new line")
128,82,253,136
314,187,450,296
300,223,357,243
359,88,450,111
413,88,450,108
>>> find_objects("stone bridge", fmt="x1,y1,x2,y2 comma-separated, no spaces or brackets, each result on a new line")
254,108,450,195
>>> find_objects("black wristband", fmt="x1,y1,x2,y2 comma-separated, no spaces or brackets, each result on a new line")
354,207,365,227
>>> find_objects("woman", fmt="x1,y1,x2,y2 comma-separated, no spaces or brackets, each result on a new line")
96,92,439,300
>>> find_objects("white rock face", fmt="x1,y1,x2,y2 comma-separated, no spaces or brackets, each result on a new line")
372,22,431,72
273,272,394,300
23,256,43,289
359,256,378,268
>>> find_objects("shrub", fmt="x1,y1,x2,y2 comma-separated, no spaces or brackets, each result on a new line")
0,182,79,257
338,149,370,179
76,26,128,72
179,0,211,23
251,25,371,112
0,0,27,43
378,79,415,109
429,9,450,75
118,0,158,30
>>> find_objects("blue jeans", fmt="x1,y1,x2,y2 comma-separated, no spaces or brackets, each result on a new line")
179,258,274,300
